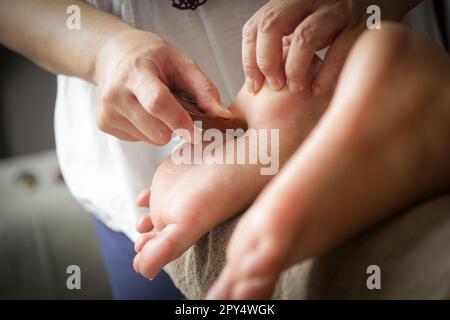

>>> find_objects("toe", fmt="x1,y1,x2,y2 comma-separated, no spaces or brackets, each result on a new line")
208,210,288,300
135,213,154,233
136,188,151,207
133,253,141,273
232,274,278,300
208,247,282,300
206,265,235,299
137,223,194,280
134,233,156,253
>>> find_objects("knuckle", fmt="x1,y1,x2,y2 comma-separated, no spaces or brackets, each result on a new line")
151,41,168,57
183,58,198,69
98,107,115,122
100,87,119,105
201,81,219,97
172,113,189,129
293,24,317,48
285,63,302,80
96,115,109,132
257,55,277,74
144,88,169,114
127,50,162,75
242,21,256,41
128,55,154,73
242,56,257,72
257,10,280,32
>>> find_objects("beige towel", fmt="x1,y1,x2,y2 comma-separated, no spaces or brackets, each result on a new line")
165,195,450,299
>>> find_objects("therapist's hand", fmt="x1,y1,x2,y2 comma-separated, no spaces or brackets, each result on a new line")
94,28,232,145
243,0,421,95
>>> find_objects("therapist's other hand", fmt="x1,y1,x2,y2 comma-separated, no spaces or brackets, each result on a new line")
94,28,231,145
243,0,420,95
208,22,450,300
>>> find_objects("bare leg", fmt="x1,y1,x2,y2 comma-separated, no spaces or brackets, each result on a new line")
208,23,450,299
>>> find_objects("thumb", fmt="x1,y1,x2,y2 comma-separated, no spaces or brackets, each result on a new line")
173,59,233,118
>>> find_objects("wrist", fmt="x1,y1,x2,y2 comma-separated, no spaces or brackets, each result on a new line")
92,26,136,85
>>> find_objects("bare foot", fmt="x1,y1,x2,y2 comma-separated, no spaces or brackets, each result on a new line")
133,76,330,279
207,23,450,299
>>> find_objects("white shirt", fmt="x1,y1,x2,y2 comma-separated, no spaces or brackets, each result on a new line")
55,0,266,242
55,0,444,242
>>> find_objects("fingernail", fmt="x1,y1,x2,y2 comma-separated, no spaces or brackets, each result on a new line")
312,84,322,97
267,78,283,91
159,126,171,140
221,108,234,119
213,100,233,119
147,269,160,281
179,129,192,144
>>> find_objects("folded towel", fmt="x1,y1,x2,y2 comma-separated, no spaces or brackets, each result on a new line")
166,195,450,299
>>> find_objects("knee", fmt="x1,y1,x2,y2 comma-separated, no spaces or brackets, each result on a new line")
335,22,414,99
346,22,448,95
353,22,413,72
362,22,413,44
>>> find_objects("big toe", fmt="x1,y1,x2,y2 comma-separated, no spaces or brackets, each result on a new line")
208,236,285,300
137,223,197,279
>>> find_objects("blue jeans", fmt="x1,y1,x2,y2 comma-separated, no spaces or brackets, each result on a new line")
92,216,184,300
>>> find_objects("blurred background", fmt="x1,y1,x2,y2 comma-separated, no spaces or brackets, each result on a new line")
0,47,111,299
0,0,448,300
